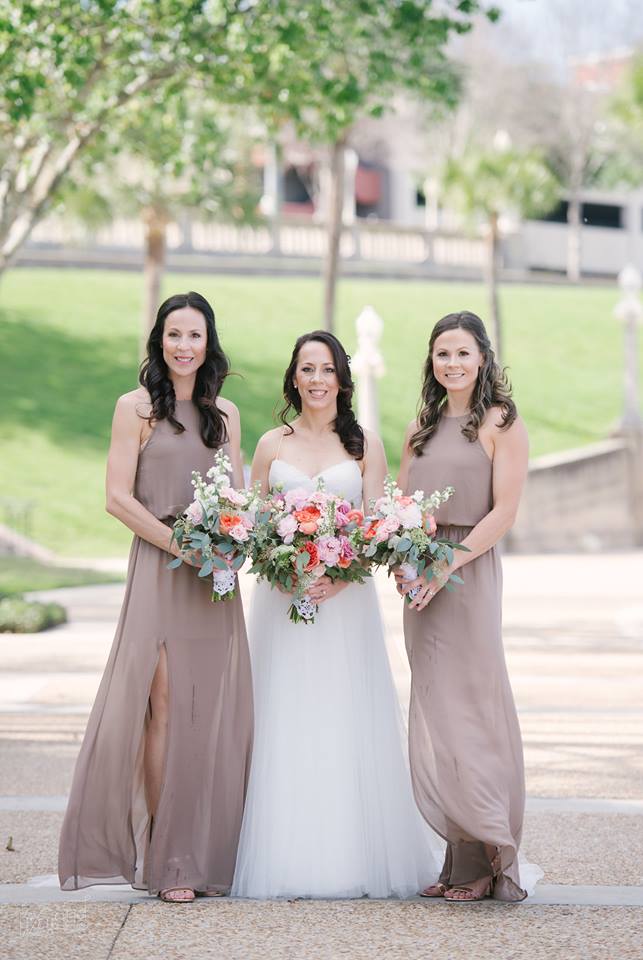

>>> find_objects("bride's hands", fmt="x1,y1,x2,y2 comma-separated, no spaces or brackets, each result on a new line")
306,575,348,604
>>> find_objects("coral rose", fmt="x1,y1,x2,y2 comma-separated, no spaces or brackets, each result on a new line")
346,509,364,526
364,520,381,540
295,542,319,572
295,506,321,535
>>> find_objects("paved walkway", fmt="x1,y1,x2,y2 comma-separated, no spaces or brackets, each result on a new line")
1,553,642,959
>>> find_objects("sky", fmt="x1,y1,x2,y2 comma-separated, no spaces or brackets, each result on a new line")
494,0,643,62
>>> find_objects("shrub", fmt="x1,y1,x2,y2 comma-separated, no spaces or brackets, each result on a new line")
0,597,67,633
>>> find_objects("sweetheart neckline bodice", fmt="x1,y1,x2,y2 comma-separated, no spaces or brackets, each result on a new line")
270,457,362,482
268,457,363,506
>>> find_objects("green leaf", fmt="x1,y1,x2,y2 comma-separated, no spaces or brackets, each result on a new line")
212,556,229,571
232,554,244,570
397,537,412,551
198,559,214,577
449,573,464,584
167,556,183,569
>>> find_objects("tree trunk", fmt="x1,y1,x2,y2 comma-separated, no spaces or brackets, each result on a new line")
486,211,502,365
322,137,346,333
142,207,168,355
0,134,85,278
567,192,582,282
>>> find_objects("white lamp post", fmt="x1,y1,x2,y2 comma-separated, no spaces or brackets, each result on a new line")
614,264,643,432
352,306,385,433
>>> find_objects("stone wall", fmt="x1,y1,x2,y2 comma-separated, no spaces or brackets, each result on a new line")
507,435,643,552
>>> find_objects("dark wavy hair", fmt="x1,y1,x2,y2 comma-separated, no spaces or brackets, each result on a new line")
278,330,365,460
139,291,230,448
410,310,516,455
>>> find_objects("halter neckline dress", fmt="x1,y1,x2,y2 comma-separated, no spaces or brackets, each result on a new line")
59,400,253,895
404,412,535,901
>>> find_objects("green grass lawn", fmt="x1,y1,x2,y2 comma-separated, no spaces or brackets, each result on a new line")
1,267,639,557
0,557,122,597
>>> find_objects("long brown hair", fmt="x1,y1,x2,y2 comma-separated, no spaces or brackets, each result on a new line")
278,330,365,460
410,311,516,455
139,292,229,448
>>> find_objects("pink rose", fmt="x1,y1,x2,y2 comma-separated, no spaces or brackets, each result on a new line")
285,488,312,512
335,511,349,528
317,536,341,566
277,514,298,544
397,502,423,529
229,523,249,543
220,485,247,507
374,515,399,543
185,500,204,525
337,536,356,569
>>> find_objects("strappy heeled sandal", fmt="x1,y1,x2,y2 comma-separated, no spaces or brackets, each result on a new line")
159,887,195,903
444,876,494,902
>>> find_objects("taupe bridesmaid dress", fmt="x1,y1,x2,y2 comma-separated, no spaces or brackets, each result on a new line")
59,400,253,895
404,413,527,901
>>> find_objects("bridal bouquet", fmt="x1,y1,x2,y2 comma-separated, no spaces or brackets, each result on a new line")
249,482,370,624
363,476,467,600
168,449,258,601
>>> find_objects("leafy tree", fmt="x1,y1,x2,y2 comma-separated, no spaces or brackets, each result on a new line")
0,0,250,275
63,85,261,338
237,0,501,331
442,143,559,362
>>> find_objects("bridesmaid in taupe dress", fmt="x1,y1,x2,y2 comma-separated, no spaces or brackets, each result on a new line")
58,292,253,902
398,310,530,902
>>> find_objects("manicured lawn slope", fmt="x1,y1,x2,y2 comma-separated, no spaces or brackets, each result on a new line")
1,268,636,555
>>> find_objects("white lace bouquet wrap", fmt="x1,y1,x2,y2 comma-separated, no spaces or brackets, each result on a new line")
168,449,259,602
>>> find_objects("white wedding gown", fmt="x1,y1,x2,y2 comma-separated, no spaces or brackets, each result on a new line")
232,458,444,899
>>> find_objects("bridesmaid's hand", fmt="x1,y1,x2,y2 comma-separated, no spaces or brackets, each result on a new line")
181,548,203,568
408,562,452,611
167,537,200,567
393,567,423,596
306,575,348,604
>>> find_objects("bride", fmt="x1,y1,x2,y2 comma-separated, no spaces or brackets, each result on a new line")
232,330,443,899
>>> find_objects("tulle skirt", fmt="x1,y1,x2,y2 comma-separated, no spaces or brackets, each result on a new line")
232,578,444,899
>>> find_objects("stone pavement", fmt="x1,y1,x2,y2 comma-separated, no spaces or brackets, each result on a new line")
0,553,642,959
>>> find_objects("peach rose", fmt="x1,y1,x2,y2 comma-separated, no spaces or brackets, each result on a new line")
219,513,241,534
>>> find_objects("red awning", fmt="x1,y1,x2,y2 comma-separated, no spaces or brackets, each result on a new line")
355,167,381,205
